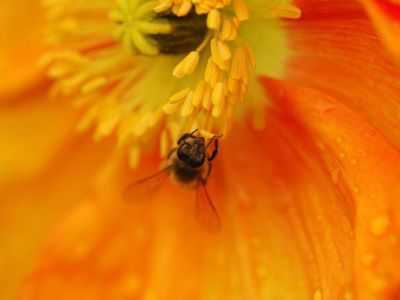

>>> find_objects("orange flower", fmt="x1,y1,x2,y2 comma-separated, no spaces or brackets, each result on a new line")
1,0,400,299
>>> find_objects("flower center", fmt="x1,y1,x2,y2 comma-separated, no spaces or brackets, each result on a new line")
110,0,211,56
42,0,301,167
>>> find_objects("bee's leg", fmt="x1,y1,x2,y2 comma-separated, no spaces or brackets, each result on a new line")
167,148,177,158
206,162,212,178
177,129,199,144
207,139,218,161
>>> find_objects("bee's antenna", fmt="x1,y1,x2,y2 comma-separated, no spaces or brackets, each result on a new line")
190,128,199,135
177,128,199,145
206,134,222,149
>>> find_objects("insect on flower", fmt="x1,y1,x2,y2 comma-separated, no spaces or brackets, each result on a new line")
123,129,222,231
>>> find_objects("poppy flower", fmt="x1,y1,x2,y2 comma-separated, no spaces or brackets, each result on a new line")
1,0,400,299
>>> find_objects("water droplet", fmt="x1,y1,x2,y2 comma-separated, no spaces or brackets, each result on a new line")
362,251,378,267
370,214,391,238
313,289,322,300
336,136,343,144
256,266,267,278
389,234,399,245
371,276,389,292
296,280,306,288
282,258,290,266
145,290,158,300
347,229,355,239
119,274,140,296
344,291,353,300
350,158,358,166
339,152,346,160
339,283,353,300
237,186,251,205
353,186,360,194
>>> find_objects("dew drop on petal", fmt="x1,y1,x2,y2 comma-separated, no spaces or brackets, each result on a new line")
145,290,158,300
256,266,267,278
313,289,322,300
389,234,399,245
118,274,141,297
353,186,360,194
370,214,391,238
362,251,378,268
344,290,353,300
335,136,343,144
370,276,389,293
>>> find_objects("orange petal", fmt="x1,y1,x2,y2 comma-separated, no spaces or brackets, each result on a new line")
264,78,400,299
19,102,355,298
0,133,114,299
219,114,354,299
358,0,400,59
0,83,78,185
287,1,400,151
0,1,46,99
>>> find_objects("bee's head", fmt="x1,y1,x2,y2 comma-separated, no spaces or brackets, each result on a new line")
177,136,206,168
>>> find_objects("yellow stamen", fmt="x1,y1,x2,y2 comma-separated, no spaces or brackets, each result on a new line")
173,51,200,78
244,44,256,68
193,80,207,107
212,82,225,106
173,0,192,16
212,97,225,117
202,85,212,110
230,47,246,79
233,0,249,21
154,0,172,13
181,91,195,116
220,19,237,41
205,58,222,87
268,4,302,19
163,101,181,114
148,109,164,127
228,78,240,93
210,38,232,69
207,9,221,30
169,87,191,103
81,77,108,94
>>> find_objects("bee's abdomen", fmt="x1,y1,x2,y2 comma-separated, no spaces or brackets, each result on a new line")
175,167,200,183
174,163,201,184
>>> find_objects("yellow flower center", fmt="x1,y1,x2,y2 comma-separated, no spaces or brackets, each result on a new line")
41,0,301,167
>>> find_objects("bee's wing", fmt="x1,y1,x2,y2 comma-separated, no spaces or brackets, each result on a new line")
123,166,171,202
195,180,221,232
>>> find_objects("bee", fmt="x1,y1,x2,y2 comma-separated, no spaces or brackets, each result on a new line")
123,129,222,231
